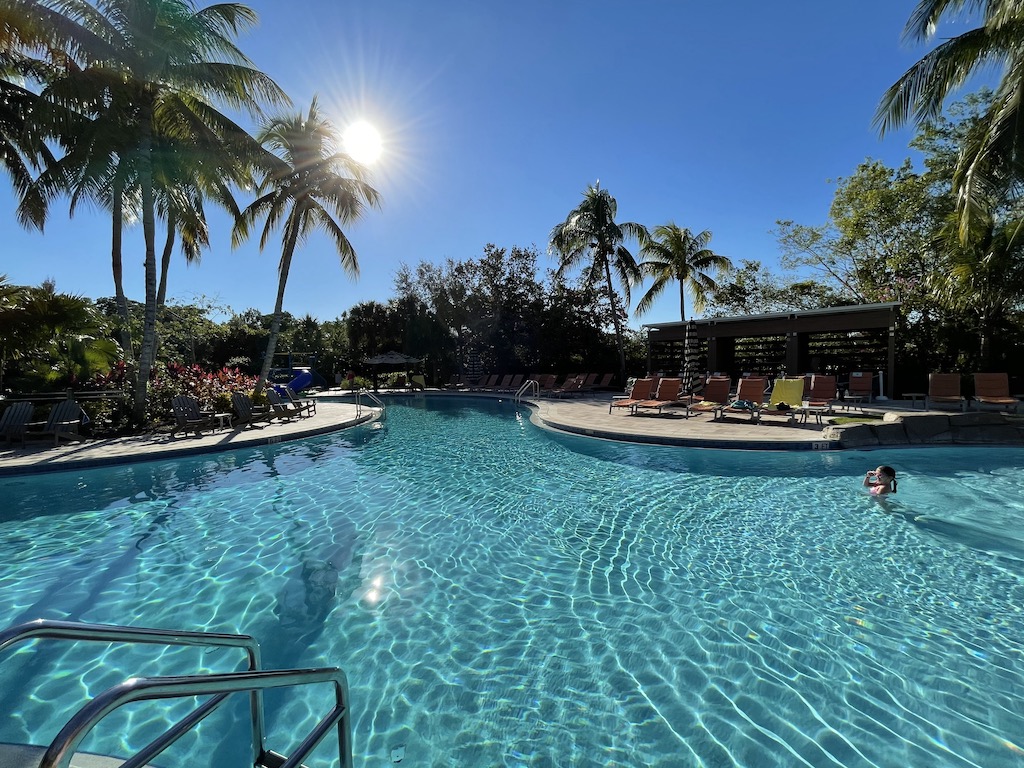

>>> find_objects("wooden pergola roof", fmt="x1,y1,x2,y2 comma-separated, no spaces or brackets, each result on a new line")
642,302,900,342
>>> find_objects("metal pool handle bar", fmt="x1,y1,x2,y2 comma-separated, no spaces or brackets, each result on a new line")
514,379,539,402
0,618,354,768
355,387,386,417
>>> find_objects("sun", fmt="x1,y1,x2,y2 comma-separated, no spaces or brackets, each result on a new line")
342,120,383,165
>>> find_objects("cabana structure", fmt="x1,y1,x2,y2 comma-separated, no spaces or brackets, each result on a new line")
643,302,899,398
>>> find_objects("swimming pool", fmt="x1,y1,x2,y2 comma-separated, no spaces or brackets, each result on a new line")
1,397,1023,767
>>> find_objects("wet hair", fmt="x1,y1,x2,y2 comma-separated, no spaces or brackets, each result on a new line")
879,465,897,493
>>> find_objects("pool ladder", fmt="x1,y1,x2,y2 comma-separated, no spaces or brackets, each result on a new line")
354,388,386,418
0,619,353,768
514,379,539,403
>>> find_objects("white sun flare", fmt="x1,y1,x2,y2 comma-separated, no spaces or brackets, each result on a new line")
342,120,383,165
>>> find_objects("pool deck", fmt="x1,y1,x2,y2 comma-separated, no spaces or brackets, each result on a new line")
4,389,1018,476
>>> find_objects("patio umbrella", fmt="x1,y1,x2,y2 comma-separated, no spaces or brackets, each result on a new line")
361,351,422,366
681,320,703,393
361,351,422,391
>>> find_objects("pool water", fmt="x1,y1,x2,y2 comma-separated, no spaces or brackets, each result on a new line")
1,397,1023,767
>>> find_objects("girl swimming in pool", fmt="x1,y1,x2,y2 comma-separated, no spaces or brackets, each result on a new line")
863,465,897,495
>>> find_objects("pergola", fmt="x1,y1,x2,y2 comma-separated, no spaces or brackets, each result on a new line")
643,302,900,398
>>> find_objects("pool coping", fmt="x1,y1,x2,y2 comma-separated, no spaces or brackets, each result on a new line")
0,402,378,476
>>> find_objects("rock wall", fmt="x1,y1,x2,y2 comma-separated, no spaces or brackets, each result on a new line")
824,411,1024,448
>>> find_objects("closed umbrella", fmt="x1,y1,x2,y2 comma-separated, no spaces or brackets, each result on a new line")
682,321,703,394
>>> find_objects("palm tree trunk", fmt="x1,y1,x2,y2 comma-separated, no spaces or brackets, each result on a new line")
679,284,687,322
133,110,159,425
256,225,298,392
157,213,175,309
111,173,133,357
604,259,627,379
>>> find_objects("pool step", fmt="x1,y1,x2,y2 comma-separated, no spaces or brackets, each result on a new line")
0,743,153,768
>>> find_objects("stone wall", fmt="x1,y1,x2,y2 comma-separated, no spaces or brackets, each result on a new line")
823,411,1024,448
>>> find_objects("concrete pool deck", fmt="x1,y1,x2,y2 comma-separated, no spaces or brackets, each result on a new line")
1,390,1022,475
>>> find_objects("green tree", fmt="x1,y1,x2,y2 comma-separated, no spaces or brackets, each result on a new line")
3,0,286,423
234,98,379,392
635,224,732,320
875,0,1024,239
549,182,646,379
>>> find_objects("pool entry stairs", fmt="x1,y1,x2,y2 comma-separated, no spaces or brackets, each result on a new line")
0,620,353,768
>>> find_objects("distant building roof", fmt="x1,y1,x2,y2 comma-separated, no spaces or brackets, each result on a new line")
643,302,900,340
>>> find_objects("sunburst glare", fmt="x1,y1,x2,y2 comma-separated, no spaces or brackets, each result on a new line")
342,120,383,165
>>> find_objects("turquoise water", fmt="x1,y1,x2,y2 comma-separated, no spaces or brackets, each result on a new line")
1,397,1023,767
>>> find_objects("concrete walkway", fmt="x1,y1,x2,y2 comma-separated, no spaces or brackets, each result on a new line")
2,391,1021,476
0,401,378,476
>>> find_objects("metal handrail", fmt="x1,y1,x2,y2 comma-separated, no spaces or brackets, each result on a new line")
515,379,539,403
39,667,353,768
356,388,386,418
0,620,265,766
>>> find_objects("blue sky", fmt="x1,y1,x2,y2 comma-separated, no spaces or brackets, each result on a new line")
3,1,957,326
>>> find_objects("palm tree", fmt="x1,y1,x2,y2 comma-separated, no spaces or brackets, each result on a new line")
875,0,1024,240
3,0,286,424
233,98,380,392
635,224,733,320
549,182,646,379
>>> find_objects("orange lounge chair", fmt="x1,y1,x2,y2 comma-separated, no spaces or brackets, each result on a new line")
848,371,875,403
972,373,1019,413
585,373,615,391
685,376,733,417
715,377,768,422
632,378,684,416
925,373,965,412
807,374,838,409
553,375,587,398
609,378,653,414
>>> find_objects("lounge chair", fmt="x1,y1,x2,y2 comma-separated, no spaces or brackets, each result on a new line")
685,376,733,417
807,375,839,409
534,374,557,394
266,389,304,419
971,373,1020,413
26,399,86,446
553,375,587,398
585,373,615,391
847,371,875,403
480,374,499,390
503,374,524,392
632,378,684,416
231,392,280,428
609,378,654,414
285,385,317,415
925,373,966,412
758,378,804,424
170,395,222,437
715,377,768,422
0,401,35,444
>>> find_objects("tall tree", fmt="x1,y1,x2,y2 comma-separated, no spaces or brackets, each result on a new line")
549,183,646,379
234,98,379,392
875,0,1024,239
3,0,286,423
635,224,732,321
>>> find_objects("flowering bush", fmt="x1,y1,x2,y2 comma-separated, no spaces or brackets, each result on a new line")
147,362,260,424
